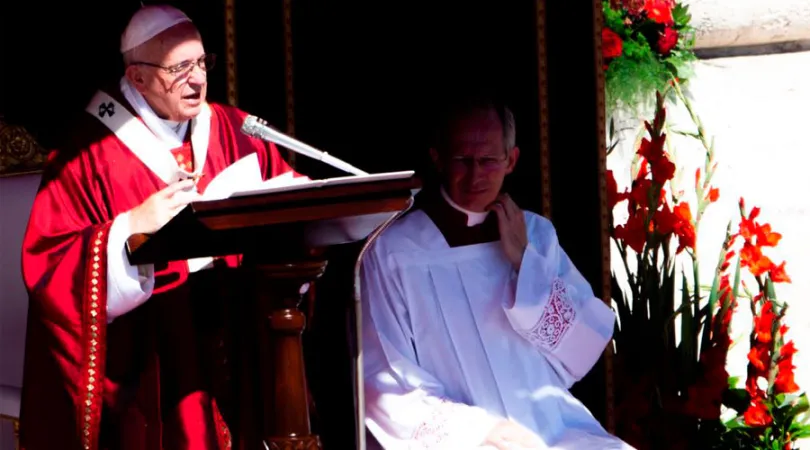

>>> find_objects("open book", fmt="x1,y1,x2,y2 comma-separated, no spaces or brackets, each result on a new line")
200,153,415,201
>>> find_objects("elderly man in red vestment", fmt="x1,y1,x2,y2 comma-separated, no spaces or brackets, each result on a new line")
18,5,302,449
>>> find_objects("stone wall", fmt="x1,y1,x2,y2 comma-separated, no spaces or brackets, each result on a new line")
689,0,810,49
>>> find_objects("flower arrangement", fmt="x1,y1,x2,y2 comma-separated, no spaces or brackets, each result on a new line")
608,88,810,449
602,0,697,114
714,200,810,449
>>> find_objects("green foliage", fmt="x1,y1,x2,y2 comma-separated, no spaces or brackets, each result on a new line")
602,0,697,114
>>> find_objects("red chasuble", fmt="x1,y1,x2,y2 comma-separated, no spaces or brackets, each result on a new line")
19,87,300,450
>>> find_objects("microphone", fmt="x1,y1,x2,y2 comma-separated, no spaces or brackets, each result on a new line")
241,115,368,176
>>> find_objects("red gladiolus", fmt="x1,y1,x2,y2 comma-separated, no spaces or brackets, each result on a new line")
775,364,800,394
776,341,801,394
707,187,719,203
754,301,776,344
740,243,774,277
748,344,769,373
603,28,624,60
672,202,695,253
743,399,772,427
769,261,791,283
615,212,648,254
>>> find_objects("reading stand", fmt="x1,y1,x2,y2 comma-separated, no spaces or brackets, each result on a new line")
127,173,420,449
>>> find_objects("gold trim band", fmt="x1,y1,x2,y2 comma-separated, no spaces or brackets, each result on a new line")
535,0,552,220
224,0,238,106
591,0,616,434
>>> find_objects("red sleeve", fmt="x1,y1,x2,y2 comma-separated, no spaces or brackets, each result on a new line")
20,147,112,450
263,141,307,179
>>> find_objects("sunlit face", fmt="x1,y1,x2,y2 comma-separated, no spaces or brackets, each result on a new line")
124,23,209,122
431,109,519,212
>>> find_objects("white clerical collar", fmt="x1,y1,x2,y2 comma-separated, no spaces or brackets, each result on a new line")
119,77,189,147
440,186,490,227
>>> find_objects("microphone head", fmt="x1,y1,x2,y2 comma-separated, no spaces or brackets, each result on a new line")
240,115,261,138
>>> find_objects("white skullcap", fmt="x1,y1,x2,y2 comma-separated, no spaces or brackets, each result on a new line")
120,5,192,53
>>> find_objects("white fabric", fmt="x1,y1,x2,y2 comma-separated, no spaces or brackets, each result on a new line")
120,4,192,53
439,187,489,226
360,206,633,450
85,82,210,186
106,212,155,322
120,77,189,147
85,81,215,320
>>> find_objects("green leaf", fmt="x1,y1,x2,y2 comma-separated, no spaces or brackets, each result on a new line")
672,130,701,140
723,388,750,413
788,422,810,438
787,393,810,418
680,272,696,372
723,416,749,430
728,376,741,389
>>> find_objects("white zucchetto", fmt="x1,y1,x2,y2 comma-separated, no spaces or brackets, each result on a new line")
120,5,192,53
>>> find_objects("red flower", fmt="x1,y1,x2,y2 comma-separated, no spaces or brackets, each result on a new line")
615,211,648,254
747,344,769,373
775,363,800,394
622,0,646,15
672,202,695,253
754,301,776,344
780,341,798,360
740,243,774,277
756,223,782,247
707,187,719,203
603,28,624,60
644,0,674,24
743,399,772,427
769,261,791,283
658,27,679,55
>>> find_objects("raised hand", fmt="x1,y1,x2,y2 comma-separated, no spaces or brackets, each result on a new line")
488,193,528,271
128,179,202,234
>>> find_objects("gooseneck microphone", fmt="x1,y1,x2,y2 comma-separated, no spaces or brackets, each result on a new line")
240,115,369,176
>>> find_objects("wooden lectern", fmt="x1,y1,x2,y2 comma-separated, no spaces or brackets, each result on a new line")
127,174,420,449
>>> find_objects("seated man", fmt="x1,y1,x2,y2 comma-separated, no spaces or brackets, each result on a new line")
359,98,633,449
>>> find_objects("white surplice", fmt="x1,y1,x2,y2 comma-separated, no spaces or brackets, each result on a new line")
360,200,635,450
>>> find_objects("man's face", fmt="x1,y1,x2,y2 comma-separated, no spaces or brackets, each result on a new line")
432,109,519,212
125,23,208,122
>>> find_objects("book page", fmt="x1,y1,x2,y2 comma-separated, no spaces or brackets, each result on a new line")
201,152,264,201
229,170,415,198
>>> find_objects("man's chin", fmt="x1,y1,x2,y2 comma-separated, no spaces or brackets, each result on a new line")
178,105,202,121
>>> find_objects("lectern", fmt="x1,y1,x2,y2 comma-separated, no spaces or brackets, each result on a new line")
127,173,421,449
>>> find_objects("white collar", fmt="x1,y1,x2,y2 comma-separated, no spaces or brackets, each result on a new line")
440,186,490,227
120,77,189,147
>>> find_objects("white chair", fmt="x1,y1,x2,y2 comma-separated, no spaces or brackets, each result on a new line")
0,384,20,450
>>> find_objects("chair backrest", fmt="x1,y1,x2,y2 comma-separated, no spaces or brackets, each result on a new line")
0,173,40,391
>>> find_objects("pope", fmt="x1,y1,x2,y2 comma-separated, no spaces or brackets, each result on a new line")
18,5,303,449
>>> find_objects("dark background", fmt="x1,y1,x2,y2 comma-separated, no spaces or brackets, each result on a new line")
1,1,607,448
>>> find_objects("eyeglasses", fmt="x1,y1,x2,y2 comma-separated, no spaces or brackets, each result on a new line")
447,155,509,171
131,54,216,76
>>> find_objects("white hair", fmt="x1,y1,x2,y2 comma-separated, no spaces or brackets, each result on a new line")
434,100,517,153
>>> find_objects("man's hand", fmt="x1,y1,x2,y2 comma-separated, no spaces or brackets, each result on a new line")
489,193,528,271
129,179,202,234
481,419,545,449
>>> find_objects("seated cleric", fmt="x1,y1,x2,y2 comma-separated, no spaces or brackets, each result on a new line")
18,4,303,449
359,99,635,449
